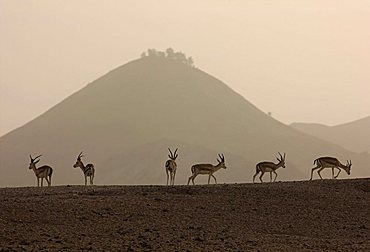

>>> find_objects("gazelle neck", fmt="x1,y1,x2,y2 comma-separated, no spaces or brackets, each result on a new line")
31,164,38,172
338,163,349,171
79,161,86,170
214,163,223,171
275,160,284,169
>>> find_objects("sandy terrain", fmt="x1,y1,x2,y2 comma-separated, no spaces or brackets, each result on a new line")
0,178,369,251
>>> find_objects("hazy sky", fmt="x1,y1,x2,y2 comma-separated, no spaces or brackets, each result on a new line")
1,0,369,136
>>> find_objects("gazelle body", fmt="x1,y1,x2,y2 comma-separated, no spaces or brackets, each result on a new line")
310,157,351,180
73,152,95,186
165,148,178,186
29,155,53,187
187,154,226,185
253,153,286,183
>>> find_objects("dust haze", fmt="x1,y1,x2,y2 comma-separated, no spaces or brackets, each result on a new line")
1,0,370,136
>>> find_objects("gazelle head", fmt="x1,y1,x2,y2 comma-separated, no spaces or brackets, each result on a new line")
73,152,84,168
217,154,226,169
168,148,178,161
276,152,286,168
29,154,42,169
344,160,352,175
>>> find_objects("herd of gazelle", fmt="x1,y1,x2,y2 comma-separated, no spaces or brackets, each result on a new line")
29,152,95,187
165,149,352,185
28,149,352,187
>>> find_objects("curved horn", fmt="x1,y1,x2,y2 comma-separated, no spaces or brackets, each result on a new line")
168,148,173,159
278,152,283,160
34,154,42,161
174,148,178,158
78,152,83,158
30,155,33,161
218,154,225,162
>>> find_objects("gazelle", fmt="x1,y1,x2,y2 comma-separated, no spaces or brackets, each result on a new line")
310,157,351,180
187,154,226,185
165,148,178,186
253,152,286,183
73,152,95,186
29,154,53,187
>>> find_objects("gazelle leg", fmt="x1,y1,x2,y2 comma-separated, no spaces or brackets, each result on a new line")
332,168,335,179
211,174,217,184
45,177,50,187
166,170,169,186
208,175,211,184
91,174,94,185
191,174,198,185
187,175,192,185
84,175,87,186
259,172,265,183
37,178,40,187
49,175,52,186
270,172,272,182
253,172,259,183
41,178,44,187
273,171,278,182
172,171,176,186
310,166,320,181
334,168,341,179
188,174,196,185
317,168,325,179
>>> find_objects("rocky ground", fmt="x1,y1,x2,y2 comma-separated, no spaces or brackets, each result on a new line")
0,178,369,251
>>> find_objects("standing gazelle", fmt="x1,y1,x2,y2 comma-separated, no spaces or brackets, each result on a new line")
310,157,352,180
29,154,53,187
73,152,95,186
187,154,226,185
165,148,178,186
253,152,286,183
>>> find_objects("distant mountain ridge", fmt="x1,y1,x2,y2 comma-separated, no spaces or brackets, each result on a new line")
291,116,370,153
1,56,369,186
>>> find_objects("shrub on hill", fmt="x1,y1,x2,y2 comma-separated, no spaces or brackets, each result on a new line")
141,48,194,67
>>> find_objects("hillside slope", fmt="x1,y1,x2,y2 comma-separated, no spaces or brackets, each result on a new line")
291,116,370,153
1,57,369,186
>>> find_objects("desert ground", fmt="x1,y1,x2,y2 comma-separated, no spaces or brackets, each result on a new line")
0,178,369,251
